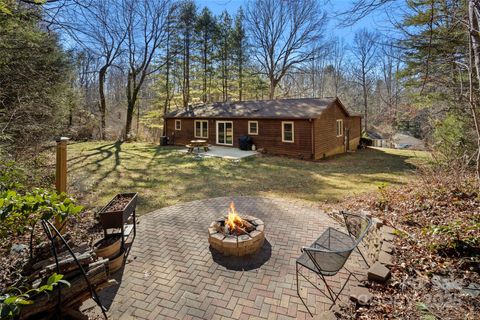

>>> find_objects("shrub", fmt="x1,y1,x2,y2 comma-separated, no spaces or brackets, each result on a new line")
0,189,83,240
432,113,476,164
0,161,25,193
0,273,69,319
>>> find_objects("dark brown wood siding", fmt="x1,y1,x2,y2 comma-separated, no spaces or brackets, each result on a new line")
166,118,313,159
313,101,361,159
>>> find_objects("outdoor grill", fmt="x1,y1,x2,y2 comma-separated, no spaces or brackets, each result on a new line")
208,202,265,256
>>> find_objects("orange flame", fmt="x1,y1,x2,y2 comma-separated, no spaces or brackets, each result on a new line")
225,201,244,234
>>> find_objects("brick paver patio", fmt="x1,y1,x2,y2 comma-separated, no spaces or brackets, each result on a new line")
96,197,365,319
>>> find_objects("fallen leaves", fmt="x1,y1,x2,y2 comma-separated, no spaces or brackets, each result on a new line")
330,168,480,319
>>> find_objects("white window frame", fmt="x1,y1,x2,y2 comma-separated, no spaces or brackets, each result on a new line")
175,119,181,131
336,119,344,137
281,121,294,143
194,120,208,138
216,121,234,146
248,121,258,135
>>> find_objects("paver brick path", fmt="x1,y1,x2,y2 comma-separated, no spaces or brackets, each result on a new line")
99,197,365,319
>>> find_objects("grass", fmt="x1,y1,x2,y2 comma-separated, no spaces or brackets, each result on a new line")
67,141,430,214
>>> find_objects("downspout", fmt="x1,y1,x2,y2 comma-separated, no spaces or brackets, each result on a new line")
310,119,315,160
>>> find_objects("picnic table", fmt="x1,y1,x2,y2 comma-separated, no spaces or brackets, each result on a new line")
186,139,209,153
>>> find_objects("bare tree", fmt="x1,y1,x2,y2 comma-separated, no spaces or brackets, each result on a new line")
351,29,378,133
336,0,396,27
330,37,346,97
55,0,126,139
246,0,327,99
122,0,169,140
378,40,401,132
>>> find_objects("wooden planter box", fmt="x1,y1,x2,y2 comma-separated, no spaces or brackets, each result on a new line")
99,193,138,229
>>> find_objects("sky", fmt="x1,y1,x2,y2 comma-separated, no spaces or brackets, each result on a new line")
196,0,401,46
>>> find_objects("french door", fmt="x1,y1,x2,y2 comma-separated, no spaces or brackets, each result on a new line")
216,121,233,146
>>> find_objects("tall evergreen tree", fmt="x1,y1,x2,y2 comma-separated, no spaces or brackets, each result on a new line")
178,0,197,109
231,8,247,101
195,7,217,103
0,0,72,152
218,10,233,102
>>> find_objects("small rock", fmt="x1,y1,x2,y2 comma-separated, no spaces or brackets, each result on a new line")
381,241,394,254
10,244,28,254
349,286,373,305
371,218,383,229
383,232,395,242
368,262,391,283
378,251,394,266
381,225,395,234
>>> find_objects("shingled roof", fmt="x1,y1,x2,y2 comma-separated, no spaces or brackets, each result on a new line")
165,97,352,119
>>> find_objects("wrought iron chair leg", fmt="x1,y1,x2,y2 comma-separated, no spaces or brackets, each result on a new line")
296,263,314,317
317,272,336,303
356,246,370,268
327,272,352,309
343,265,362,282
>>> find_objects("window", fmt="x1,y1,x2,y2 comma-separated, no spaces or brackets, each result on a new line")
194,120,208,138
282,121,294,143
336,119,344,137
175,120,181,130
248,121,258,135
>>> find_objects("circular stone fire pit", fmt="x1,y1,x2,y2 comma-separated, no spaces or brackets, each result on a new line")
208,203,265,256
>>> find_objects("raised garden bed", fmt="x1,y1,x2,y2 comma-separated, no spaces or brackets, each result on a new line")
98,193,137,251
99,193,137,229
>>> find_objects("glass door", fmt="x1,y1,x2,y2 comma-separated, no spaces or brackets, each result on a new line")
216,121,233,145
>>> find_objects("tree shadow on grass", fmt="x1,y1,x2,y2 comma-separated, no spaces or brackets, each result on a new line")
209,239,272,271
69,141,123,192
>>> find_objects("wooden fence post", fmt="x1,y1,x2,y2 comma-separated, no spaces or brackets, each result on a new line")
55,137,69,232
55,137,69,193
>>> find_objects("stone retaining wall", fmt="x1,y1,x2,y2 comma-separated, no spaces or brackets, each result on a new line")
329,211,397,317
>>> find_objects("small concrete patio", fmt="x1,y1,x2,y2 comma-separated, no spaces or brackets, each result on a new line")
178,145,258,160
87,197,367,319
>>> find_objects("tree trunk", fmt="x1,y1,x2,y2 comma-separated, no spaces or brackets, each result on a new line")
268,79,277,100
136,101,140,136
163,29,171,136
183,31,190,110
124,72,137,140
203,34,208,103
98,66,108,140
125,100,135,140
468,0,480,184
362,71,368,133
239,58,243,101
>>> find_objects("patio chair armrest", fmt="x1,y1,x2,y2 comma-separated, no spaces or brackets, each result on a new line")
302,246,329,253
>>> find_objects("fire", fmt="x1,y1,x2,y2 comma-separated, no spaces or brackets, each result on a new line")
225,201,245,234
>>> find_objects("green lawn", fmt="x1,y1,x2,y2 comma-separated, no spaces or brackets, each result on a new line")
67,142,429,214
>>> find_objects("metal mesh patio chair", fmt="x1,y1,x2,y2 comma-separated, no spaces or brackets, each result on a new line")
296,212,371,316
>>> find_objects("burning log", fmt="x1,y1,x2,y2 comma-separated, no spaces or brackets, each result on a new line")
242,220,255,232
